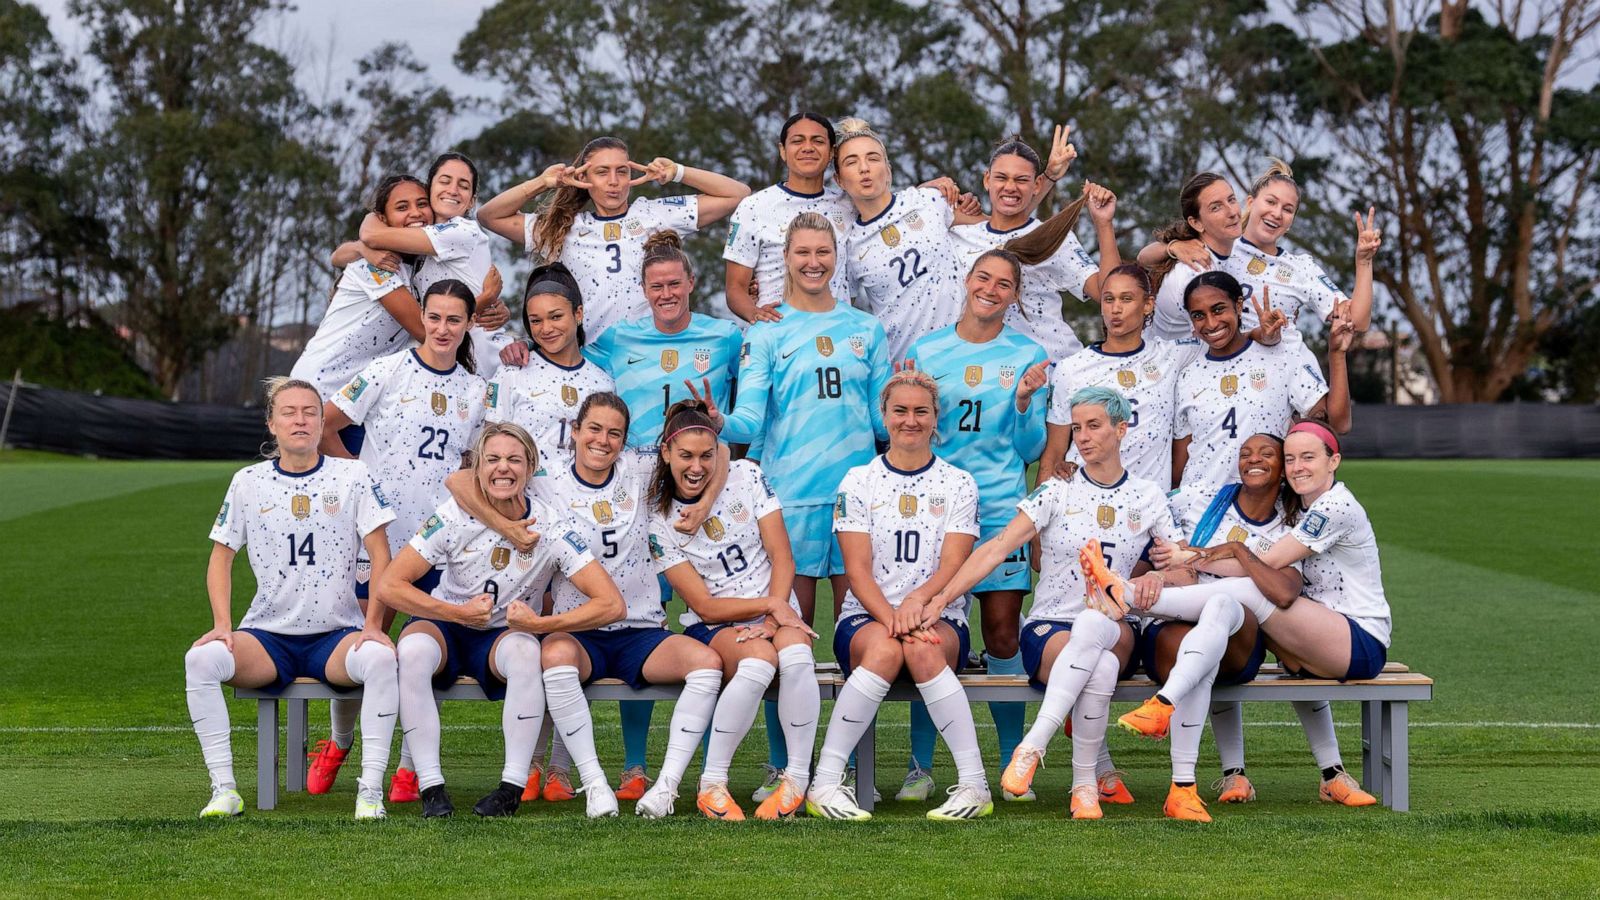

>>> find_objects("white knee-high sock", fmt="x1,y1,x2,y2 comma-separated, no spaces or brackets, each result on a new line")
776,644,819,791
396,693,441,772
495,633,544,788
397,634,444,788
1211,701,1246,772
1071,651,1119,788
1170,665,1217,784
1160,594,1243,704
660,669,721,794
343,640,399,794
1096,742,1116,778
1215,576,1278,624
1294,700,1342,771
185,641,237,791
814,667,890,787
1020,611,1120,748
702,658,775,786
330,698,359,750
544,664,605,789
530,713,554,768
1145,581,1216,622
550,731,573,772
917,669,985,785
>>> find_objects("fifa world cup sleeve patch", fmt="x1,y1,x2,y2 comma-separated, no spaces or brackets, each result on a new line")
372,484,391,509
833,492,847,520
419,514,444,538
649,533,665,561
725,222,740,248
484,383,499,409
1299,511,1329,539
759,471,777,498
342,375,368,402
562,531,589,554
215,501,230,527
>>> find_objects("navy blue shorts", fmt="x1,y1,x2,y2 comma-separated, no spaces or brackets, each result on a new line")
338,423,367,457
239,627,359,695
411,619,512,701
355,563,440,601
684,622,733,645
1343,617,1387,681
831,613,971,677
1020,619,1142,690
572,627,673,689
1141,620,1267,688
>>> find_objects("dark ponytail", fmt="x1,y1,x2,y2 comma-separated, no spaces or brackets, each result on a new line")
649,398,720,516
422,279,478,374
1150,172,1230,295
523,262,587,347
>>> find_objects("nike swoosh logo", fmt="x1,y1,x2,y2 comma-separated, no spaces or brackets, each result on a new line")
1084,714,1105,720
842,715,864,723
627,355,647,365
1210,707,1231,715
781,349,798,359
789,721,812,728
932,373,950,381
1064,508,1084,515
706,807,729,818
516,714,539,720
402,727,416,736
400,395,418,403
190,717,207,725
1069,664,1088,672
1191,389,1207,398
377,711,396,718
1183,650,1203,656
526,391,547,399
565,726,582,736
1001,566,1024,577
258,506,275,515
1181,721,1202,728
1311,703,1329,713
713,727,738,734
679,726,698,733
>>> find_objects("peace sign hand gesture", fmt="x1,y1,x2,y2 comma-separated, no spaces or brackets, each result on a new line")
630,158,678,187
682,378,725,431
1252,284,1287,346
1354,207,1381,264
540,162,592,191
1044,124,1075,181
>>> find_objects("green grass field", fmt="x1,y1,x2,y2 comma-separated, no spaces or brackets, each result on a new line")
2,455,1597,897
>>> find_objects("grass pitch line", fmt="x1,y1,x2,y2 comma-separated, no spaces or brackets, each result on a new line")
4,721,1599,735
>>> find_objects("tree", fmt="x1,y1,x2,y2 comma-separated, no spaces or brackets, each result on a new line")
68,0,335,397
1259,1,1600,402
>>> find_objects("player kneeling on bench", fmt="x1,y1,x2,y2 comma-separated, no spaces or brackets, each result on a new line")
378,422,625,818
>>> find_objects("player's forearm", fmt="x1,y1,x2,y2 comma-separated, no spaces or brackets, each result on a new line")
444,470,521,540
330,241,365,269
531,592,626,634
1349,257,1374,333
1039,424,1071,481
1325,352,1353,434
1137,241,1170,269
724,265,760,322
361,532,392,630
680,166,750,200
932,541,1009,609
205,549,235,630
689,595,773,624
479,175,552,222
1232,547,1302,607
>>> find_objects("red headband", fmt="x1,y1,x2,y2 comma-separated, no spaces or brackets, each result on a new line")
1287,420,1340,455
663,424,716,446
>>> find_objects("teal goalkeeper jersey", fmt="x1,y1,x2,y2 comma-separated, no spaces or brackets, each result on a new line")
905,324,1049,528
584,313,743,451
721,302,890,507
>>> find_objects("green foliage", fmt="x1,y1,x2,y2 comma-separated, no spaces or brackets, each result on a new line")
0,308,162,399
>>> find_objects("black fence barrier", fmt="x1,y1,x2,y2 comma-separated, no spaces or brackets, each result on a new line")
1,382,268,460
1,382,1597,460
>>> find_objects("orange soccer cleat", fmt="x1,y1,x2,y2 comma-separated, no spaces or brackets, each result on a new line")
1098,770,1135,804
1214,772,1256,803
1069,784,1103,820
388,767,420,804
520,762,544,802
1319,771,1378,807
1119,696,1175,740
615,765,652,802
696,782,746,821
1000,744,1045,799
305,739,349,795
1079,539,1131,618
753,775,806,820
542,768,577,802
1163,783,1212,822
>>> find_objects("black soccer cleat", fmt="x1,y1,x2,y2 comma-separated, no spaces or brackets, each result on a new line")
473,782,523,818
421,784,455,818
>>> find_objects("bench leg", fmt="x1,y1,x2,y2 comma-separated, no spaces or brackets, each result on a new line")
256,699,279,810
286,698,309,792
855,716,877,813
1381,701,1409,811
1360,700,1382,793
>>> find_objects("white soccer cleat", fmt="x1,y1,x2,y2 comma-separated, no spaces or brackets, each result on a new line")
635,782,677,819
354,785,386,820
927,782,994,821
895,765,936,802
583,782,619,818
1002,787,1037,802
805,780,871,821
751,764,784,802
199,787,243,819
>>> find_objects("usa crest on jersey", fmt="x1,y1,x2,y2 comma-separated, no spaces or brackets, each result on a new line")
848,335,866,358
999,366,1016,389
693,348,710,373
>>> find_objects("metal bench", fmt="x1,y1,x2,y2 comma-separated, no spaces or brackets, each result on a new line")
237,661,1430,812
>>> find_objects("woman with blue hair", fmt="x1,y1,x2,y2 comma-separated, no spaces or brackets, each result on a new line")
927,385,1181,820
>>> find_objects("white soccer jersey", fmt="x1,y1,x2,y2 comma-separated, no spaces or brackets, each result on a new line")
647,459,800,627
537,455,662,630
525,196,700,341
1175,339,1327,493
1047,337,1204,491
832,455,981,624
291,261,417,401
1284,482,1390,646
410,495,596,629
844,187,966,360
484,351,614,467
409,214,510,378
1232,239,1346,340
331,348,487,557
723,183,854,308
951,219,1098,360
210,457,396,635
1168,486,1294,571
1017,468,1178,624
